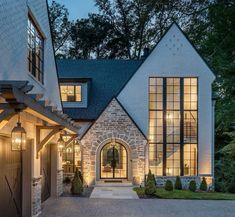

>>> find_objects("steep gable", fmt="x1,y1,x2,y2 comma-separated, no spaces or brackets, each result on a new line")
118,22,215,136
81,98,147,184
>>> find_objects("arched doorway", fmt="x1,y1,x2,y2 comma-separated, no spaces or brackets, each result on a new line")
100,142,127,179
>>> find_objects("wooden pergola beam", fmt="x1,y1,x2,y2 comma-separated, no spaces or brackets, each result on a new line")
0,108,16,130
0,82,79,133
36,125,64,157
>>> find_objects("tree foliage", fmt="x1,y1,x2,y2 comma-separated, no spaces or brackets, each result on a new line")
49,0,72,58
198,0,235,192
95,0,211,59
69,14,113,59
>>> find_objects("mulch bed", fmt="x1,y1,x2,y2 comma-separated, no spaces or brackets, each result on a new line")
62,183,94,198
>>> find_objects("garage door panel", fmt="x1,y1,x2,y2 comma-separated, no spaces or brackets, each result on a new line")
0,136,22,217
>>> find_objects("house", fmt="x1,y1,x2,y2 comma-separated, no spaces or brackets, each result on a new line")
57,23,216,188
0,1,79,217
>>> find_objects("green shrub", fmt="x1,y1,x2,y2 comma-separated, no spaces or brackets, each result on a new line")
63,177,71,184
77,170,83,184
165,180,173,191
145,180,156,195
175,176,182,190
227,181,235,193
189,180,197,192
146,170,156,186
200,177,208,191
71,169,83,195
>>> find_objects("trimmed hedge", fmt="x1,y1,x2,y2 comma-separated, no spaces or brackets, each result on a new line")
189,180,197,192
71,169,83,195
175,176,182,190
145,170,156,195
146,170,156,185
200,177,208,191
78,170,84,184
165,180,173,191
145,180,156,195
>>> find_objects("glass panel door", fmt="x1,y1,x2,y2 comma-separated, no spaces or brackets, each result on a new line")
100,142,127,179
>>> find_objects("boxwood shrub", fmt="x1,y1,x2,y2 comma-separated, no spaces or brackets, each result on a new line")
189,180,197,192
165,180,173,191
175,176,182,190
200,177,208,191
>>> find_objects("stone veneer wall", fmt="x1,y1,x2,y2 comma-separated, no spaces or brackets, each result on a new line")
155,176,213,190
32,177,41,217
57,170,63,197
81,98,147,185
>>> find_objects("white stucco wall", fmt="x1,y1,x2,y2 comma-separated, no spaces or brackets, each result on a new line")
0,0,62,110
118,23,215,176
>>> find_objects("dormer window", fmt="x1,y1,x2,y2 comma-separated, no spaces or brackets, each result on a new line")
60,85,82,102
27,16,44,83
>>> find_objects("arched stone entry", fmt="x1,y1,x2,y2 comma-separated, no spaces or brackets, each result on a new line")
96,138,132,181
81,99,147,185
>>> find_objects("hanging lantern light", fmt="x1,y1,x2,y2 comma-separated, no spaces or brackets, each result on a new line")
11,113,27,151
62,131,70,142
66,147,72,153
74,145,80,154
57,136,65,152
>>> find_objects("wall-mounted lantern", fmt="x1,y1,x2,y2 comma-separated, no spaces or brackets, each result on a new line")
57,136,65,153
11,113,27,151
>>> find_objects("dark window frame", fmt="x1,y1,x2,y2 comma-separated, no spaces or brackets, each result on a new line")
60,84,82,102
149,77,198,177
27,15,44,84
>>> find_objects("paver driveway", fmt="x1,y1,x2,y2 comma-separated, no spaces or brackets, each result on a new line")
40,197,235,217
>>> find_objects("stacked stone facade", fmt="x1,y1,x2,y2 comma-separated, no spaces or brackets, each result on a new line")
57,170,64,197
32,177,42,217
155,176,213,190
81,98,147,185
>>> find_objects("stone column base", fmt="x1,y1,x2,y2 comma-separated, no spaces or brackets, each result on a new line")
57,169,63,197
32,177,42,217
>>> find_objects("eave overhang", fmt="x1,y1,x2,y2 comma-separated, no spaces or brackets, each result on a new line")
0,81,79,133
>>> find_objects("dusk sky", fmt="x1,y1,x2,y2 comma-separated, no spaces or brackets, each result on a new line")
48,0,98,20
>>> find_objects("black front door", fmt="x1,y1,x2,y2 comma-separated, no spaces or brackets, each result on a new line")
100,142,127,179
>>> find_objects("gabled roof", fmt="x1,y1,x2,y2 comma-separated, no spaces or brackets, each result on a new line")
57,59,143,120
57,22,216,123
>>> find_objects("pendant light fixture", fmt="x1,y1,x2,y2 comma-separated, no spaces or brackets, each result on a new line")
11,112,27,151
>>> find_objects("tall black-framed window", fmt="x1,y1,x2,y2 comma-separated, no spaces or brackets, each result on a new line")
27,16,44,83
149,77,198,176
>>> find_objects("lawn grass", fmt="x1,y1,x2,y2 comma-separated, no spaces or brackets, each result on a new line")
133,187,235,200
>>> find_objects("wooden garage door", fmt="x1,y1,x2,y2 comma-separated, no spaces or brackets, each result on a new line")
41,144,51,202
0,136,22,217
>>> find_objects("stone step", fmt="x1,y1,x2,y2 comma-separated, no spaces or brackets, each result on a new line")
95,180,133,187
90,186,139,199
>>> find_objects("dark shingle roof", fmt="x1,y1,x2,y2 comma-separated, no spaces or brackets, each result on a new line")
57,59,143,120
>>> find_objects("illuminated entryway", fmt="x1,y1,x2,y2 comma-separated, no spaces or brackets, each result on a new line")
100,142,127,179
